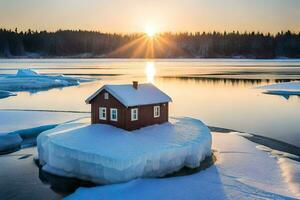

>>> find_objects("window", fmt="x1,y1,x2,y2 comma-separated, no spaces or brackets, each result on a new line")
154,106,160,118
110,108,118,121
131,108,138,121
104,92,109,100
99,107,107,120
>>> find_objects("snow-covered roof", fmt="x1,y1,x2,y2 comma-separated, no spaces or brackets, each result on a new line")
85,83,172,107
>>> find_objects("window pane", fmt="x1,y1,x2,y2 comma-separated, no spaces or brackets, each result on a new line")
154,106,160,118
131,108,138,121
104,93,109,99
99,107,106,120
110,109,118,121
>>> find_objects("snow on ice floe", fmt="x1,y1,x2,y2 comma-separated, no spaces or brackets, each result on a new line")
0,69,94,92
65,131,300,200
37,117,212,184
256,81,300,96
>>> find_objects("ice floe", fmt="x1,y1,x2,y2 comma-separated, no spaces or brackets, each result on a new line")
0,110,88,134
278,158,300,196
0,110,88,153
0,90,17,99
65,131,299,200
37,117,212,184
257,81,300,97
0,69,94,92
256,145,299,160
0,134,22,153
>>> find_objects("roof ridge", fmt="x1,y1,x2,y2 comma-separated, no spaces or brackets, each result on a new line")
85,83,172,107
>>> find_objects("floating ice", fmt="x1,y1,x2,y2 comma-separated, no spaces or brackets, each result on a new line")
0,134,22,153
257,81,300,91
37,117,212,184
0,110,89,134
278,158,300,196
256,81,300,96
0,90,17,99
0,110,89,153
256,145,300,160
16,69,39,77
65,131,299,200
0,69,94,92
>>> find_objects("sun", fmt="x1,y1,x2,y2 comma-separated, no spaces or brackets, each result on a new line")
145,26,157,38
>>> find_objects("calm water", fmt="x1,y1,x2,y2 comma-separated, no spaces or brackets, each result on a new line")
1,59,300,147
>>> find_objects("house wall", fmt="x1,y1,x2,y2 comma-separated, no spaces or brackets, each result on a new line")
90,89,127,129
124,103,169,131
90,90,169,131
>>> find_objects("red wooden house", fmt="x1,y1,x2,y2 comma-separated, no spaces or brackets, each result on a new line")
85,81,172,131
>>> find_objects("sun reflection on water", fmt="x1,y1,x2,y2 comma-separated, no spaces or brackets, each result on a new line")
145,62,156,83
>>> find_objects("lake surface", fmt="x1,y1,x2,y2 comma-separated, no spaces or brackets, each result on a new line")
1,59,300,147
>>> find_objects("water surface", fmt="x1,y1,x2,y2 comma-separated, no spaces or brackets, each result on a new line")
1,59,300,147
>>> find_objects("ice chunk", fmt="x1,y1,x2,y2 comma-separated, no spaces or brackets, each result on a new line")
65,131,298,200
0,68,94,92
0,134,22,153
16,69,39,77
37,117,212,184
257,81,300,91
0,90,17,99
0,110,89,154
0,110,89,134
256,81,300,96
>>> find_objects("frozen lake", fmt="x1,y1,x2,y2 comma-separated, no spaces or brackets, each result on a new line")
1,59,300,147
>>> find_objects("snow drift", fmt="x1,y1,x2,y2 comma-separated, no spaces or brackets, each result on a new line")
37,117,212,184
0,69,93,92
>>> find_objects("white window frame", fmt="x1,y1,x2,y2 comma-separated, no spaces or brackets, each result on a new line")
104,92,109,100
110,108,118,121
154,106,160,118
131,108,138,121
99,107,107,120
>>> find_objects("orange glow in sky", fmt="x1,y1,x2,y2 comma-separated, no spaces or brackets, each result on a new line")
0,0,299,33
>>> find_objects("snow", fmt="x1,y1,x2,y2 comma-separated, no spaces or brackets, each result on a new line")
257,81,300,96
0,68,94,92
37,117,212,184
86,83,172,107
278,158,300,196
0,90,17,99
256,145,299,160
64,131,299,200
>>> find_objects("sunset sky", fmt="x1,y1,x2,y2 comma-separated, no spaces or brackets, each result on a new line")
1,0,300,34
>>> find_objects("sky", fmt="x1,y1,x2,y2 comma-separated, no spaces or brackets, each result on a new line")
0,0,300,34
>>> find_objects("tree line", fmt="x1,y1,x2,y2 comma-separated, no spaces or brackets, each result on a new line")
0,28,300,58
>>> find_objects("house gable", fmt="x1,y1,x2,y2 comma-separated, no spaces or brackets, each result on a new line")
90,89,127,128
